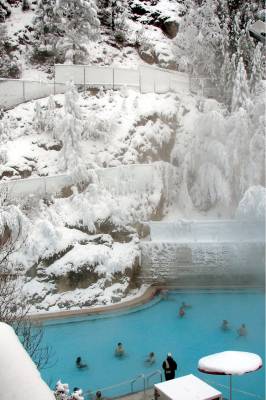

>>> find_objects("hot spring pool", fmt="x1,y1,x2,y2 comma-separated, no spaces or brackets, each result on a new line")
41,290,265,399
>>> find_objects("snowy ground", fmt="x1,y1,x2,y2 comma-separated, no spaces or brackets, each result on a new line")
1,88,182,177
3,0,181,81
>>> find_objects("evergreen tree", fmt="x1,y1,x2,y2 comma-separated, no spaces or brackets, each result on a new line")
32,0,62,58
220,52,237,105
22,0,30,11
250,43,263,95
56,0,100,64
0,0,11,22
0,24,21,78
231,57,251,112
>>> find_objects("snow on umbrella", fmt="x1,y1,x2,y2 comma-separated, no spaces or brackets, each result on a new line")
198,351,263,400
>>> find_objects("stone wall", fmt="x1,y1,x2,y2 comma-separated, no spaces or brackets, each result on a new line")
139,241,265,286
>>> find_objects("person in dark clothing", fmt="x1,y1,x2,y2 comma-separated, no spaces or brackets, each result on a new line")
162,353,177,381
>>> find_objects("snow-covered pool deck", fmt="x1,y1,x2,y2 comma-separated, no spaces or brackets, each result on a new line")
30,286,158,321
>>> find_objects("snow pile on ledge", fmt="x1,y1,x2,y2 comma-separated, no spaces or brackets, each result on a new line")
46,241,139,277
198,351,263,376
0,322,55,400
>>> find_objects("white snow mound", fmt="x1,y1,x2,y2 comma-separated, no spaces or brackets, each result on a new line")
198,351,263,376
0,322,55,400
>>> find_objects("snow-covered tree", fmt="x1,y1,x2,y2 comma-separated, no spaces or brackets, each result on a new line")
33,101,45,133
231,57,251,112
0,0,11,22
0,114,10,144
60,81,86,181
44,95,57,138
249,43,263,96
183,110,231,211
176,0,226,79
56,0,100,64
112,0,129,42
22,0,30,11
0,24,21,78
32,0,62,59
220,52,237,105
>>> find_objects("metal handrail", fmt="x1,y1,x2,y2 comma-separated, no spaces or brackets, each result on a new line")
146,369,162,388
130,373,146,394
205,379,264,400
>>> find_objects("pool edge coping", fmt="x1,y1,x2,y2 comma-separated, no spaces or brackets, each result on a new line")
29,284,265,322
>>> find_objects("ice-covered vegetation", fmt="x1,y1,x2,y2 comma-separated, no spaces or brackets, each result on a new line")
0,0,265,312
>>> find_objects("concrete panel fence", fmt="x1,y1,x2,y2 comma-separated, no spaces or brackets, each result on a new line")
0,79,66,110
0,162,175,202
0,65,190,109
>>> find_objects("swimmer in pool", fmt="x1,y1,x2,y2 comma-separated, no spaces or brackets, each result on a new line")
145,352,156,365
179,306,185,317
181,301,192,309
221,320,230,331
76,357,88,369
115,342,125,357
237,323,247,336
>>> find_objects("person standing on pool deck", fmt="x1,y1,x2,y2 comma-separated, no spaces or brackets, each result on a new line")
162,353,177,381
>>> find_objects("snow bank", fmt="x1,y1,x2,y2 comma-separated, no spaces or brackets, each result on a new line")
198,351,263,376
0,323,55,400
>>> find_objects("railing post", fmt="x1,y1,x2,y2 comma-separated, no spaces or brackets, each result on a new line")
23,80,26,102
54,59,56,95
84,66,86,93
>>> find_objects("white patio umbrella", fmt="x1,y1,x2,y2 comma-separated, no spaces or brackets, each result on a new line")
198,351,263,400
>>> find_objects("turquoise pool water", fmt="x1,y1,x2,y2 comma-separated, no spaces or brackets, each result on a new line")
41,290,265,399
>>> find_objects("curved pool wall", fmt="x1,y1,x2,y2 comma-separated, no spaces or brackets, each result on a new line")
41,290,265,399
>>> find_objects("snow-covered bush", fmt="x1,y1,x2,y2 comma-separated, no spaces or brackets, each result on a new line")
83,114,114,142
